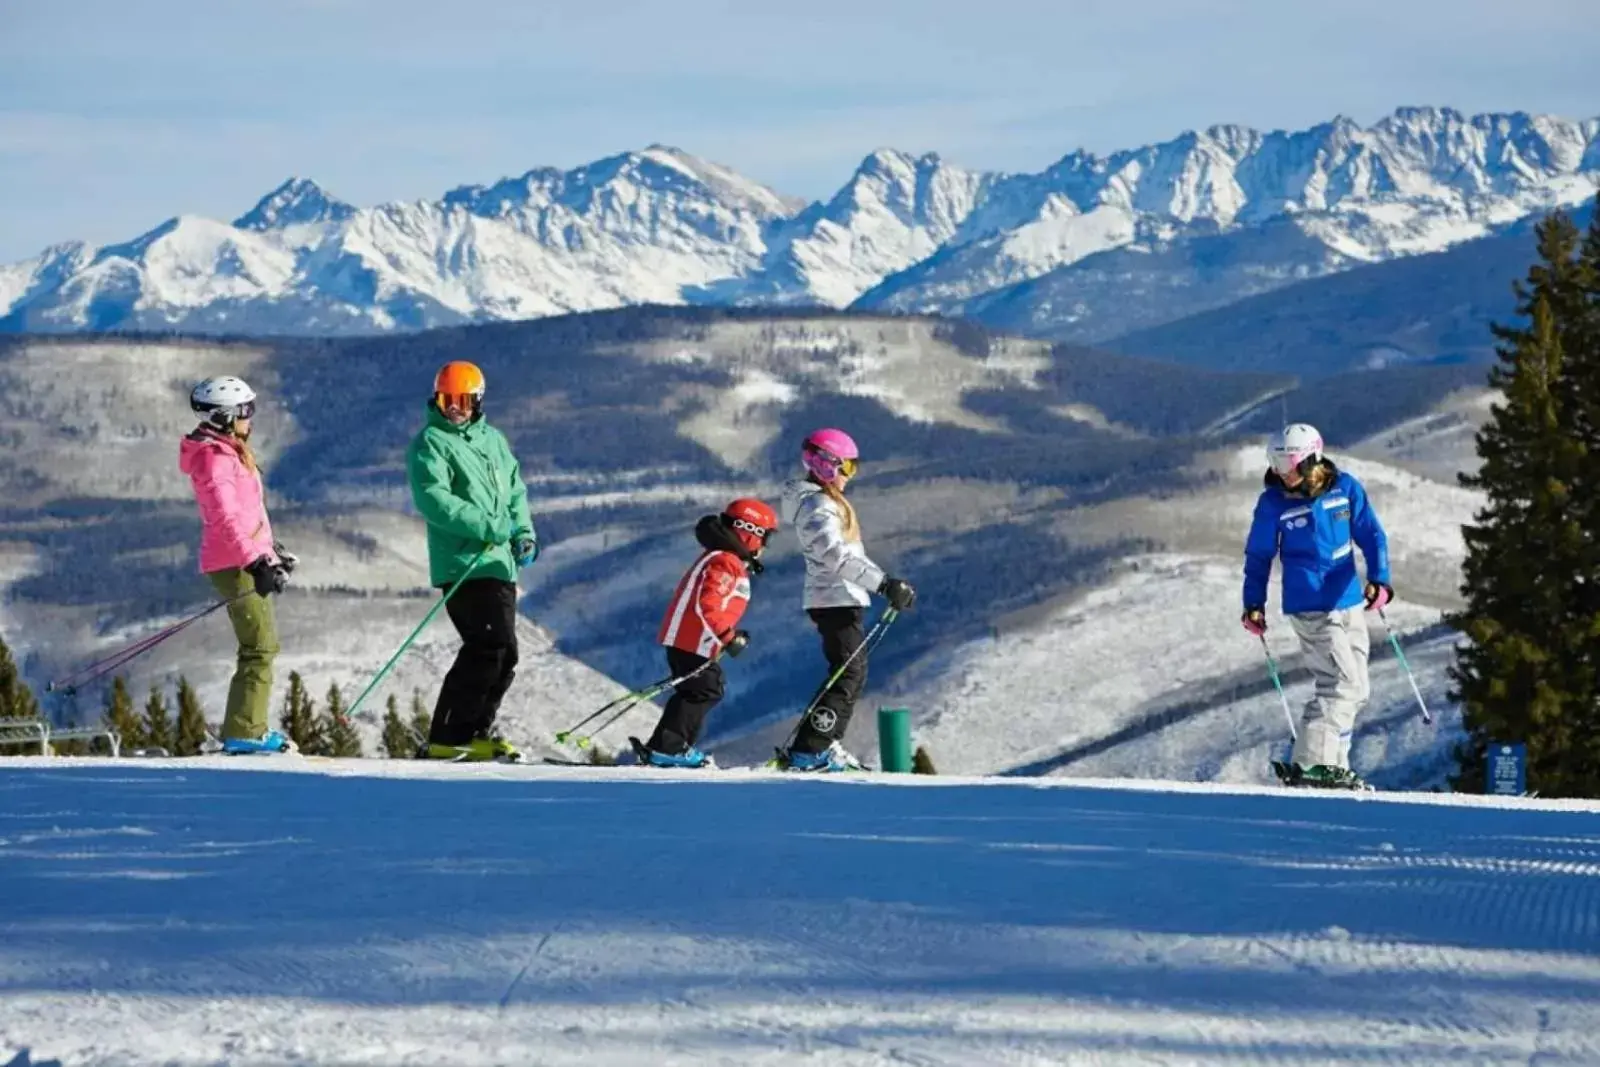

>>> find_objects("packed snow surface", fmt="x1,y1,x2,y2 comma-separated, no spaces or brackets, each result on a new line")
2,758,1598,1066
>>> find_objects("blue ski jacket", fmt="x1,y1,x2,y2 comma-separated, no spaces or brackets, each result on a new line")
1242,460,1390,615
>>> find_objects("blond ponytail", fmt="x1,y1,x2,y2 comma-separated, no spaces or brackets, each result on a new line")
821,481,860,542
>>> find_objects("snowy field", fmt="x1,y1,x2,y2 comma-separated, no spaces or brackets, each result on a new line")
3,760,1599,1066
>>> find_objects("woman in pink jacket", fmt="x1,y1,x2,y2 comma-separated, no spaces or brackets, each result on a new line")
179,376,294,754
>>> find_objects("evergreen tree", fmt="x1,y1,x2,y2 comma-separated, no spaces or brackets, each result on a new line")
1450,207,1600,797
0,631,42,755
174,676,209,756
409,688,432,751
143,685,175,754
278,671,327,754
101,676,146,752
323,683,363,758
381,694,415,758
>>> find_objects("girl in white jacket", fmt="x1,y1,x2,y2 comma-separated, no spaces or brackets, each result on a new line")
779,427,916,771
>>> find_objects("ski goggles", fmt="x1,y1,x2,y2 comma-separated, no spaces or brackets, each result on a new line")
1269,450,1312,475
814,449,858,478
233,401,256,420
730,517,773,543
435,391,480,412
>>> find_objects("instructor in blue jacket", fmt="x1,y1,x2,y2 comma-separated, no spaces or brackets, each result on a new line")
1242,423,1393,789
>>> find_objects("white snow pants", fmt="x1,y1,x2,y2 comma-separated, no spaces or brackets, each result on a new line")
1288,606,1370,769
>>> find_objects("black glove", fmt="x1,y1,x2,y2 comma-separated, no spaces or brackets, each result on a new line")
878,575,916,611
1364,581,1394,611
272,541,298,574
245,555,288,597
723,630,750,657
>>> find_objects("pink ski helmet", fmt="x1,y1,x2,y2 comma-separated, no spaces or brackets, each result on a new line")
801,428,859,485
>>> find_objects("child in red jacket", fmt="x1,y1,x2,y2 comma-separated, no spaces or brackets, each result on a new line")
637,498,777,768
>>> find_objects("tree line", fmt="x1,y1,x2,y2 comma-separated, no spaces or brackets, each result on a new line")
1,631,433,759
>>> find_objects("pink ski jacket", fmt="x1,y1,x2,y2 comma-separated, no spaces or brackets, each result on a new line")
179,428,276,574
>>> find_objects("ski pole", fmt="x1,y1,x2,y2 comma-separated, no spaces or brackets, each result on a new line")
46,592,252,696
345,545,491,721
1258,633,1298,742
1377,607,1432,724
780,607,900,753
556,654,723,749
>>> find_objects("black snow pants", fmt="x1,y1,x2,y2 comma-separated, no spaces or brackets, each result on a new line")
645,647,725,754
791,606,866,754
429,578,519,745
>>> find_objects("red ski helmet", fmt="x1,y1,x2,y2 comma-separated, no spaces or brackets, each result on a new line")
723,497,778,553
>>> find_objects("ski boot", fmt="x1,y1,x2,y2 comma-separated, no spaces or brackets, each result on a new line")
221,729,295,755
628,736,715,769
773,741,864,773
1272,761,1370,791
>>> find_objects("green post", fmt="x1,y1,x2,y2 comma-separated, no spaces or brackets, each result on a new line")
877,707,912,773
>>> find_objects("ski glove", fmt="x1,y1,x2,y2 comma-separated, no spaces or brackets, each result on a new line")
246,555,289,598
1240,607,1267,637
513,535,539,567
879,576,917,611
272,541,298,574
722,630,750,657
1364,581,1393,611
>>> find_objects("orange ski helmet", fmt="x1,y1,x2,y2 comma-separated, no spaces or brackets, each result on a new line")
433,361,486,418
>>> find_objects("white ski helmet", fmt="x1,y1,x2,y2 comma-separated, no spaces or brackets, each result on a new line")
190,376,257,428
1267,423,1324,478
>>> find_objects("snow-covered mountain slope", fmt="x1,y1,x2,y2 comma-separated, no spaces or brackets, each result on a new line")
2,109,1595,339
0,315,1489,785
3,762,1599,1066
1100,198,1598,373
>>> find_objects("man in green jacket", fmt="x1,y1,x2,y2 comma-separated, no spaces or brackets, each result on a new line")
406,360,538,761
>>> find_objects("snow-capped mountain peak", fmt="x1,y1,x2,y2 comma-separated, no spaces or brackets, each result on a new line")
2,107,1596,336
234,178,356,231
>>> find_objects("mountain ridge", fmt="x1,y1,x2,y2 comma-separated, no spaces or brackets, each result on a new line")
1,107,1594,340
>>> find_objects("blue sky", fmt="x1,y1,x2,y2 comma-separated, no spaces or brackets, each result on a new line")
1,0,1594,261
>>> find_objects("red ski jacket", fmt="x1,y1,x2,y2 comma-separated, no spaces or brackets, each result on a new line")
658,549,751,657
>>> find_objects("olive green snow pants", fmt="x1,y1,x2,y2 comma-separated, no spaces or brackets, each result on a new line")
208,568,279,740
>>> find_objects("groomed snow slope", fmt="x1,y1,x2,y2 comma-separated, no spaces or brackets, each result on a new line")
2,760,1597,1066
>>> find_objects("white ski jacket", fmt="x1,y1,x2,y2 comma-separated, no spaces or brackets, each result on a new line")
782,478,886,610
